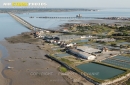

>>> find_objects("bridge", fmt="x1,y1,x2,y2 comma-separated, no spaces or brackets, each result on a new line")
8,13,63,33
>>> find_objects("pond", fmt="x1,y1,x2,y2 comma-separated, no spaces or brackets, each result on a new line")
77,62,125,80
117,42,130,46
55,53,71,57
102,55,130,69
72,39,88,43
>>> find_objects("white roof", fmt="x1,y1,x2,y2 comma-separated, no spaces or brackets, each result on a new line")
69,49,96,60
78,52,92,57
78,52,96,60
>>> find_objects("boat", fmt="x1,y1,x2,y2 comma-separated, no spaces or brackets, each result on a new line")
81,36,87,39
8,60,15,62
7,66,14,69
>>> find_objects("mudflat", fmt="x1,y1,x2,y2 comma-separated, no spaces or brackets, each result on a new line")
0,32,94,85
0,51,9,85
0,41,69,85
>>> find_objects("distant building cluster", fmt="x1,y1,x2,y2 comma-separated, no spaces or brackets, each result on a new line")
102,17,130,21
76,14,82,18
67,46,103,60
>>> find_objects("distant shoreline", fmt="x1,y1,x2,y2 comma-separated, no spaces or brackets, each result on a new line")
0,8,98,13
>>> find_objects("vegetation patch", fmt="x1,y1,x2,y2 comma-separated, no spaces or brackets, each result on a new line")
22,60,26,63
59,66,68,73
126,79,130,85
60,58,73,65
5,32,39,43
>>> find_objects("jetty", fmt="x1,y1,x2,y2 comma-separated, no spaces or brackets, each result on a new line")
35,16,98,19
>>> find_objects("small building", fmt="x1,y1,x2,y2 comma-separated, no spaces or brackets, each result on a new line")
61,28,69,32
66,43,74,47
43,35,53,40
43,35,53,43
34,30,44,38
102,47,109,52
76,14,82,18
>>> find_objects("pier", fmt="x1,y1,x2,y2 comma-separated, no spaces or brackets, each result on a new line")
35,16,98,19
8,13,64,33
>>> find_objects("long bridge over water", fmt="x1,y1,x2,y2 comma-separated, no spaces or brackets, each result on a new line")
9,13,64,33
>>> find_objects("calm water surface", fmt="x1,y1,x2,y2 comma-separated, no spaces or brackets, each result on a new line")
0,13,29,40
0,13,29,59
102,56,130,69
77,62,125,80
16,8,130,29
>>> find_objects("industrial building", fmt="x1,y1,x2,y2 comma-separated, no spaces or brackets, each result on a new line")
67,49,96,60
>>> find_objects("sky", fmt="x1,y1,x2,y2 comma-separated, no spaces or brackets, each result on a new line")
0,0,130,8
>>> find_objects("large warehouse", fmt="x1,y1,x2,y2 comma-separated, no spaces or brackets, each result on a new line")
67,49,96,60
77,52,96,60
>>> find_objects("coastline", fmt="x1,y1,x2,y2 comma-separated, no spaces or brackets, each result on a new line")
1,12,130,85
0,50,9,85
0,32,95,85
0,40,70,85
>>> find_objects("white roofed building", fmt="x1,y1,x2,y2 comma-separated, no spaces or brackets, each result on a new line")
77,52,96,60
67,49,96,60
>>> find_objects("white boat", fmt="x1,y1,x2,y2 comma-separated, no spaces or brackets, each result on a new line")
81,36,87,39
8,60,15,62
7,66,14,69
